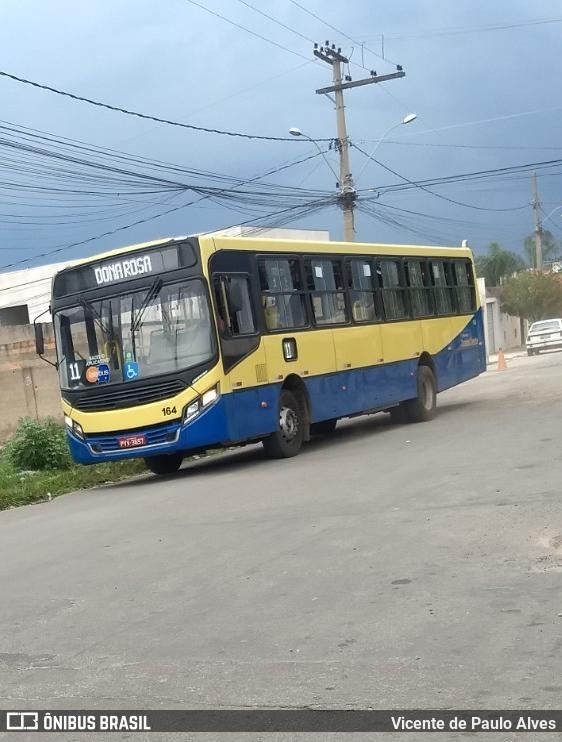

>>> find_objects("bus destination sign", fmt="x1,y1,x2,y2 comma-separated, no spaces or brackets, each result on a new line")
94,255,153,285
53,242,197,298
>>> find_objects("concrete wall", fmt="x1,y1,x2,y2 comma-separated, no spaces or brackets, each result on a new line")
499,310,525,351
478,277,526,357
0,259,77,324
0,324,61,441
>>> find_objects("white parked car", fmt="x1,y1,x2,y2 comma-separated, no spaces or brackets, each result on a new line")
526,318,562,355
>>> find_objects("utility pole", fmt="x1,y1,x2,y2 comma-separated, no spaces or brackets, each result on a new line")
313,42,405,241
532,171,543,271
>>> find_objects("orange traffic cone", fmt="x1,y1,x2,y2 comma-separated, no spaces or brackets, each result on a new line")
497,349,507,371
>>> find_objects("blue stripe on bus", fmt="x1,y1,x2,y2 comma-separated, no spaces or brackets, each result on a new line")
67,309,485,464
432,308,486,392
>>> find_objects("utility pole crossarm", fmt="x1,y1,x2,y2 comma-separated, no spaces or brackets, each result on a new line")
313,49,335,65
313,49,348,65
316,70,405,95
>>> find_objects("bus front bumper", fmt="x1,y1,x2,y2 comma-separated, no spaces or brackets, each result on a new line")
66,396,230,464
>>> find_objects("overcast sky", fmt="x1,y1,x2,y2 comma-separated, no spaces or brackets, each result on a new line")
1,0,562,268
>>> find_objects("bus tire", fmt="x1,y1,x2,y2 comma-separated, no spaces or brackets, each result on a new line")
404,365,437,422
263,389,304,458
310,418,337,435
144,453,184,475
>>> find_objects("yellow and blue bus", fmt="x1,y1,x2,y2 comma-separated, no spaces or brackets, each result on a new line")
36,235,485,474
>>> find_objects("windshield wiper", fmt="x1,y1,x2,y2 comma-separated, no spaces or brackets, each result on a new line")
130,278,163,337
79,296,112,338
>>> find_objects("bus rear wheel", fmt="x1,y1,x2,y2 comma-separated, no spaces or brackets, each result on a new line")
144,452,184,475
403,365,437,422
263,389,304,459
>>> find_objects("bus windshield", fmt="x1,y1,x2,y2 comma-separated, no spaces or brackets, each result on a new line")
54,279,215,389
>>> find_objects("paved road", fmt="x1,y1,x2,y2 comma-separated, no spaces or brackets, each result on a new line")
2,351,562,739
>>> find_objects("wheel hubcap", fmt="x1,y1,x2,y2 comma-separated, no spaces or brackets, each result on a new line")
279,406,299,442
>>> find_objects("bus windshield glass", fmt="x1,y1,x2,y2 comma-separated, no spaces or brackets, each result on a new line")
54,279,215,389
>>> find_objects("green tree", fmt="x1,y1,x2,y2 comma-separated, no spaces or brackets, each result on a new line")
523,230,560,268
475,242,525,286
501,271,562,323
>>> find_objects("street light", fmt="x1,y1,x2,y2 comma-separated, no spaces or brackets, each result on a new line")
355,113,417,183
288,127,339,182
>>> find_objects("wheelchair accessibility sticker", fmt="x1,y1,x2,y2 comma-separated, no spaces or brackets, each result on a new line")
124,360,140,381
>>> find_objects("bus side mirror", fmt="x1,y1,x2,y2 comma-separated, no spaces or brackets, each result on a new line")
35,323,45,356
34,321,57,368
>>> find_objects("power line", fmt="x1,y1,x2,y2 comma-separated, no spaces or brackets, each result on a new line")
392,106,562,139
234,0,314,44
0,119,328,191
184,0,310,61
0,148,335,271
369,16,562,41
0,122,333,229
357,202,449,245
0,69,330,143
355,149,562,202
286,0,400,66
372,201,524,230
0,197,197,272
352,142,529,212
0,197,335,302
114,60,314,149
540,205,562,237
358,139,562,152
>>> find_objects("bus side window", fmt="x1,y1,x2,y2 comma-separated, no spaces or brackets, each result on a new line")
305,257,348,325
453,260,476,313
213,275,256,336
406,260,432,318
379,259,408,320
258,257,307,331
430,261,455,315
347,258,379,322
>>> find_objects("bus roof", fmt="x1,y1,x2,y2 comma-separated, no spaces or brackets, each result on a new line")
57,234,474,274
206,235,474,260
62,236,179,269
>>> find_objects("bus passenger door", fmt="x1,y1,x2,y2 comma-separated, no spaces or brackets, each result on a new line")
212,272,272,441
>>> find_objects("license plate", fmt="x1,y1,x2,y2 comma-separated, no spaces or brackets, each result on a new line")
118,434,146,449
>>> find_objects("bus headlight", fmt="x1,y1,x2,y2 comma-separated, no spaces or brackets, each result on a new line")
182,385,220,426
201,386,219,406
64,415,84,440
182,400,200,424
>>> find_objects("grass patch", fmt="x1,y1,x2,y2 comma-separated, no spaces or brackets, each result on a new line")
0,458,146,511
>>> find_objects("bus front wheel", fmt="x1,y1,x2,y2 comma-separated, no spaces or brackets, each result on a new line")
404,365,437,422
263,389,304,458
144,453,184,475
